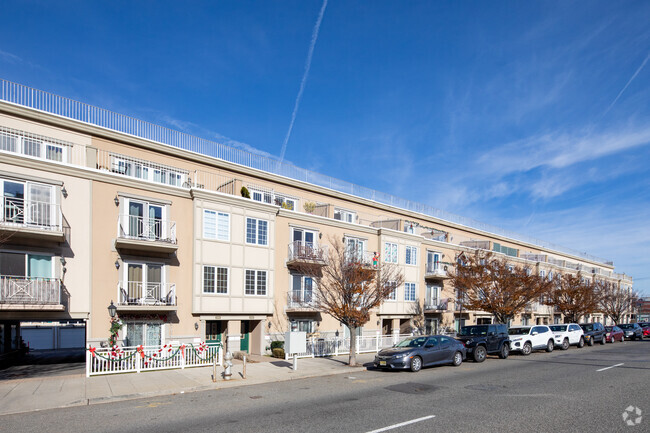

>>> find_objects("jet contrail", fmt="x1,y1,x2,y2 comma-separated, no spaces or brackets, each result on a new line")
279,0,328,162
603,52,650,117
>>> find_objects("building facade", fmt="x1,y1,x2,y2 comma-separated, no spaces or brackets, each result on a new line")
0,81,635,356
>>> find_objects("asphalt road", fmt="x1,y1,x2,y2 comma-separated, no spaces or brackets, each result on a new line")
2,339,648,433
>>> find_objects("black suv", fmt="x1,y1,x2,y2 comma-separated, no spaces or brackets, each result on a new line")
455,324,510,362
579,322,606,346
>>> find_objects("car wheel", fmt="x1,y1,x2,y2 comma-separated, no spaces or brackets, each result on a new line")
521,342,532,356
546,339,554,352
600,336,606,345
498,344,509,359
561,338,570,350
410,356,422,372
588,337,594,346
577,337,585,348
610,336,614,344
452,351,463,366
473,346,487,363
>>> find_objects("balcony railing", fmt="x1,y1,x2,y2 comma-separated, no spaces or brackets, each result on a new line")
287,241,327,263
1,197,62,231
118,282,176,306
117,214,176,244
345,250,375,268
425,262,449,278
424,297,448,311
0,276,61,304
287,291,318,309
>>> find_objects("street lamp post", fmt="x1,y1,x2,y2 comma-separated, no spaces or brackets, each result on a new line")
107,301,121,347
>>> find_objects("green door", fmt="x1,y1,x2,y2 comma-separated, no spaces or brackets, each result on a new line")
205,321,222,344
240,321,250,352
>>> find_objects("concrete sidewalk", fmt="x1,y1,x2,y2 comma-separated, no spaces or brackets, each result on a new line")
0,353,376,416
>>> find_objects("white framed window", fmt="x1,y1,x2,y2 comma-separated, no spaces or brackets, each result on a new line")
386,281,397,301
405,246,417,265
122,262,167,304
404,282,416,301
0,251,54,279
246,218,268,245
426,251,442,271
245,269,267,295
203,210,230,241
275,195,297,211
334,208,356,223
250,188,273,204
384,242,398,263
203,266,228,294
426,284,441,306
123,198,166,241
290,320,313,333
125,321,163,347
539,270,546,278
1,179,56,228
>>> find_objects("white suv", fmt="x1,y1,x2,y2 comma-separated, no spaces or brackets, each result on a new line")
549,323,585,350
508,325,555,355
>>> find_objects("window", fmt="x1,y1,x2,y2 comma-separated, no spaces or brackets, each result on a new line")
0,252,53,278
1,179,55,228
246,218,268,245
493,242,518,257
291,274,313,304
125,322,161,347
203,210,230,241
345,237,367,262
426,284,440,306
404,282,416,301
334,208,355,223
539,270,546,278
405,246,417,265
275,196,297,211
426,251,442,272
203,266,228,294
386,281,397,300
290,320,313,333
245,270,267,295
384,242,397,263
123,263,167,304
123,199,165,241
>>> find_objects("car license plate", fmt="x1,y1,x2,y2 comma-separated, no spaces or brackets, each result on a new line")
379,360,387,366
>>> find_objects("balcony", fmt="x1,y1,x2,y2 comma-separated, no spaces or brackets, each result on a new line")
286,291,318,312
0,197,65,242
425,262,450,280
115,215,178,254
424,297,449,312
117,282,177,311
0,276,64,310
286,241,328,271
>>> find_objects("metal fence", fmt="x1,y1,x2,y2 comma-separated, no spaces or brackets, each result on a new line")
0,78,611,265
0,276,61,304
86,342,221,376
285,333,414,360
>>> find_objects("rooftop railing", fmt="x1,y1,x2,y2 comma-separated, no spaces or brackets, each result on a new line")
0,78,611,264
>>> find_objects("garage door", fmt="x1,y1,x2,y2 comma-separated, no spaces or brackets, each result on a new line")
59,326,85,348
22,327,55,350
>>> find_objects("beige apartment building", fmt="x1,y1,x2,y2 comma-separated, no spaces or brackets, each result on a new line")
0,81,634,356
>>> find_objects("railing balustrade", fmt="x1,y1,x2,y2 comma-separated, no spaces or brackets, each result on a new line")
287,291,317,309
118,282,176,306
287,240,327,262
86,342,222,376
0,196,62,231
425,261,448,277
117,214,176,243
0,276,61,304
424,297,448,311
286,333,414,359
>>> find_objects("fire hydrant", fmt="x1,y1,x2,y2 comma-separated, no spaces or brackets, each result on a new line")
223,351,233,381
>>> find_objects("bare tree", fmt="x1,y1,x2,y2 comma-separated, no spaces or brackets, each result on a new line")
293,237,404,366
409,301,426,335
450,251,554,324
544,272,601,323
598,280,638,325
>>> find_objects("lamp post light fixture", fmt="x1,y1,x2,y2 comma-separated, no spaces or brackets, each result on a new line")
108,300,117,318
114,195,120,206
114,259,120,269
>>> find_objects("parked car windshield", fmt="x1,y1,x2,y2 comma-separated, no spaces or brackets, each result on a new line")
549,325,567,332
618,324,634,330
605,326,615,331
580,324,594,332
508,327,530,335
457,326,489,337
395,337,427,348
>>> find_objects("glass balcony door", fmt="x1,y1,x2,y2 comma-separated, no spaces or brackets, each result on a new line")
127,200,163,240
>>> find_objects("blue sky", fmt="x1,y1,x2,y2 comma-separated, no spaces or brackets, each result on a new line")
1,1,649,294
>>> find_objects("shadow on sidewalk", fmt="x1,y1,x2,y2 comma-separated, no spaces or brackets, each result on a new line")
0,349,85,381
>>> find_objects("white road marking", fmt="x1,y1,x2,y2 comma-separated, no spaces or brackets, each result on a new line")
596,363,624,372
366,415,435,433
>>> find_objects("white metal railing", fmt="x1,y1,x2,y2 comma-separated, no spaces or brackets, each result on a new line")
288,240,328,263
117,214,176,244
286,333,414,359
424,297,449,311
1,196,62,231
0,276,61,304
345,250,375,268
287,291,318,309
97,150,189,187
425,261,449,278
118,282,176,306
86,342,222,376
0,125,84,166
0,78,612,265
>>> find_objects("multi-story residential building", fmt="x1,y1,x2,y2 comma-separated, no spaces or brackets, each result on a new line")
0,80,635,356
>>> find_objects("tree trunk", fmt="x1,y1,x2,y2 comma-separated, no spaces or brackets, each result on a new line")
348,326,357,366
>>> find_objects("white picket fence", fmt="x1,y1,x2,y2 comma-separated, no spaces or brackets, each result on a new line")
285,333,414,360
86,342,222,377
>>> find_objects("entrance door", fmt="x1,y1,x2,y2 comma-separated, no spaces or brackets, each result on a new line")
205,321,222,344
240,321,250,352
